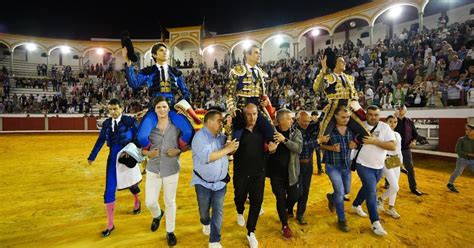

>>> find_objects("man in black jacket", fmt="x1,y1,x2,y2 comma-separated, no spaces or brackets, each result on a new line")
395,105,424,196
233,103,278,248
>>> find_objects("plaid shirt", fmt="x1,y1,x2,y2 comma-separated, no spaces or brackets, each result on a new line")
296,123,319,161
324,127,354,170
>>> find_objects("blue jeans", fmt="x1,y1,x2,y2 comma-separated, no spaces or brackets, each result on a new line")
296,162,313,217
352,163,383,223
326,164,352,222
449,157,474,184
195,184,227,243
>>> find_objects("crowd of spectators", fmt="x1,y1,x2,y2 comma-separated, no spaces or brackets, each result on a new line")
1,17,473,115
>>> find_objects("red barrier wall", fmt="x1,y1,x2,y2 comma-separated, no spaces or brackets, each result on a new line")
48,117,84,130
0,116,469,154
87,117,98,130
3,117,44,131
438,118,467,153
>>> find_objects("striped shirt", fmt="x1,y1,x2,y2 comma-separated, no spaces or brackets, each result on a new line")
324,127,354,169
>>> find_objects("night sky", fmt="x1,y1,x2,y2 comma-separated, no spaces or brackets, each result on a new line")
0,0,469,40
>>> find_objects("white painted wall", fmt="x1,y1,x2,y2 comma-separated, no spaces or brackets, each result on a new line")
173,41,200,66
83,52,110,68
12,49,47,64
232,44,246,62
48,49,79,67
261,37,292,62
303,35,329,58
202,46,228,68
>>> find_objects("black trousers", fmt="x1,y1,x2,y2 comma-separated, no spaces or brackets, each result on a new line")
233,173,265,233
402,149,418,191
270,177,300,226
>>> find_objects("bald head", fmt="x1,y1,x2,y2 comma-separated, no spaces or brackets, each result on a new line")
297,111,311,130
244,103,258,128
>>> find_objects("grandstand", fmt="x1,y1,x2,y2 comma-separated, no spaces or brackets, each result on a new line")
1,0,474,247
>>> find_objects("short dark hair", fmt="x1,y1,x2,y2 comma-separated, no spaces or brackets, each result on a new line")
151,43,168,62
108,98,122,107
334,105,349,115
245,45,260,55
311,111,319,116
367,105,380,112
204,109,222,123
386,115,397,121
152,96,169,108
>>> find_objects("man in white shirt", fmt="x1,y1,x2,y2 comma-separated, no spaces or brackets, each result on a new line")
351,105,396,236
365,86,374,106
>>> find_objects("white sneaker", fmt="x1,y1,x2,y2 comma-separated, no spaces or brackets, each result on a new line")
352,205,368,218
259,208,264,216
202,224,210,236
209,242,223,248
377,198,385,212
247,232,258,248
386,208,401,219
237,214,245,227
372,221,388,236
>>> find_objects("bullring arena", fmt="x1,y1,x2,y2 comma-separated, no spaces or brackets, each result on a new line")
1,0,474,247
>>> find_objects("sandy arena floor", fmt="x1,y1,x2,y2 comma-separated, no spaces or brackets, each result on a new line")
0,134,473,247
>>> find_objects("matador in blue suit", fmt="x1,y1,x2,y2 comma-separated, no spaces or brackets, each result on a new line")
87,99,141,237
123,42,201,151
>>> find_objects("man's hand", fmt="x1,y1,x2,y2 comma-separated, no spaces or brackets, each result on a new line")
409,140,416,149
268,141,280,153
88,160,93,165
230,108,238,118
274,132,286,143
317,134,330,144
166,148,181,157
121,47,131,65
148,148,160,158
363,136,378,145
225,139,239,154
332,143,341,153
321,55,327,73
349,140,358,149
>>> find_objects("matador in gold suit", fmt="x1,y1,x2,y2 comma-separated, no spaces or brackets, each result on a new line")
226,46,276,141
313,53,369,143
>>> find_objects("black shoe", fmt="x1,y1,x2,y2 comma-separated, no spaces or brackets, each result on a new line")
151,210,164,232
337,221,350,232
411,189,424,196
101,226,115,237
401,168,408,174
132,201,141,215
326,193,335,212
297,216,307,225
343,196,350,202
447,183,459,193
166,232,177,246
